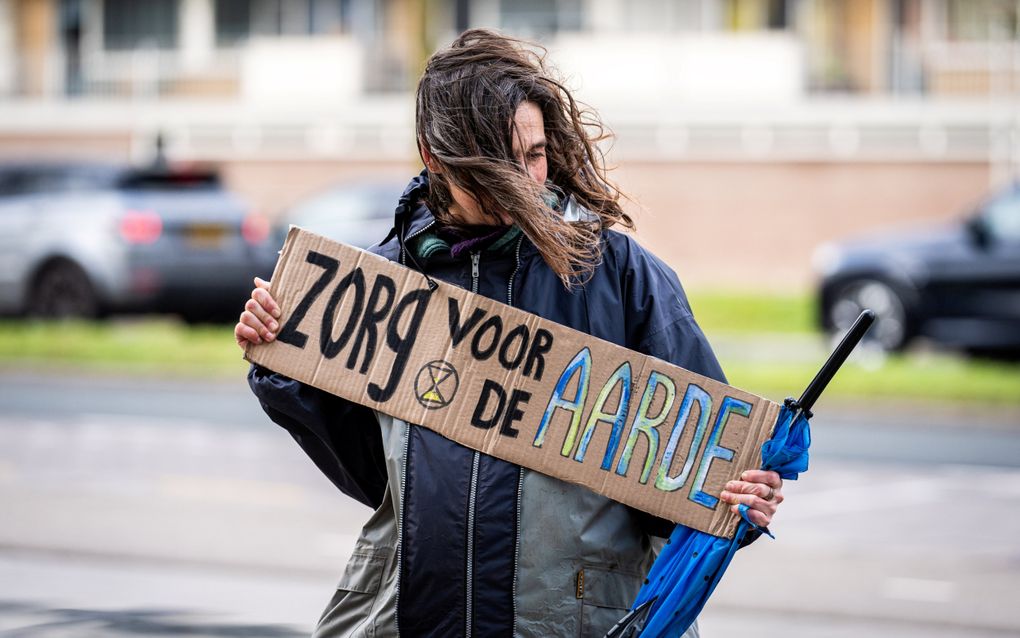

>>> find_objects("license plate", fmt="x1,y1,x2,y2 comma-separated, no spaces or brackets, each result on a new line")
185,224,228,248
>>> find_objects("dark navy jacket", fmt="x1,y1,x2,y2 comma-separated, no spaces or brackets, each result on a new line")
249,173,725,637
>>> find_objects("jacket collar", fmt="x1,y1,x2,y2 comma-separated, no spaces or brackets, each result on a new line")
393,169,436,242
391,170,597,267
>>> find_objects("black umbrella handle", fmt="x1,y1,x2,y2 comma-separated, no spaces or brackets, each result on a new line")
796,309,876,415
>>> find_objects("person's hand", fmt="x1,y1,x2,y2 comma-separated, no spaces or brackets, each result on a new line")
235,277,281,350
719,469,784,528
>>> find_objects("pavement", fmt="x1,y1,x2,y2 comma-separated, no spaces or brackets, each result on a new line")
0,371,1018,637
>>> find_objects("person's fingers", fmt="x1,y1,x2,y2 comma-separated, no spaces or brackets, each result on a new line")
720,478,782,525
245,297,278,340
727,478,784,502
738,506,771,528
234,320,262,349
718,490,777,526
719,488,777,509
252,284,281,320
237,304,271,340
739,469,783,489
254,276,272,292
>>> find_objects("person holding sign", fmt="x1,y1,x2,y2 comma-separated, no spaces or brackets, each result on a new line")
236,29,785,638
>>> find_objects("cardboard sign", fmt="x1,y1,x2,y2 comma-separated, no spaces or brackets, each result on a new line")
246,228,781,539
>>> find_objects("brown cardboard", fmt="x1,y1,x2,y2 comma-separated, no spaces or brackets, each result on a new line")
246,227,781,539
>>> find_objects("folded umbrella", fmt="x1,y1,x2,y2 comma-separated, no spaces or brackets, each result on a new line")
606,310,875,638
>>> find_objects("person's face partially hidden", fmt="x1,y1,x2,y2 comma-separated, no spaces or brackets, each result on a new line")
510,100,548,188
431,101,548,226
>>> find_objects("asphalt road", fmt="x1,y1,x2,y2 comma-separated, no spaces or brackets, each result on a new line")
1,371,1018,637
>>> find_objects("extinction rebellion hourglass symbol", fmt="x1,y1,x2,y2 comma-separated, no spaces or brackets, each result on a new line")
414,360,460,409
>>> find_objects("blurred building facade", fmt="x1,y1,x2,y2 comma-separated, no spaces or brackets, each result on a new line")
3,0,1018,100
0,0,1017,286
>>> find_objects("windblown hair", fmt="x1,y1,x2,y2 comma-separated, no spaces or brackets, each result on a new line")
415,28,633,286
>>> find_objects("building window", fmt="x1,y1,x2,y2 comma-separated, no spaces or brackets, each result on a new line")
725,0,788,31
947,0,1018,41
215,0,348,46
102,0,178,50
215,0,250,46
499,0,582,38
311,0,348,34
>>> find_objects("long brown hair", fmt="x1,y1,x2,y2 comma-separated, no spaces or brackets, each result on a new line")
415,28,633,286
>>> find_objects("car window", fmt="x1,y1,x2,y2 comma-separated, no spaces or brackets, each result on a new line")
0,166,118,196
0,172,19,196
984,189,1020,242
0,170,62,196
0,170,47,196
117,169,221,191
289,185,399,246
39,171,115,193
291,188,393,225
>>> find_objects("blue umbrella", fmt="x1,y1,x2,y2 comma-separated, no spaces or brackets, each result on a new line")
606,310,875,638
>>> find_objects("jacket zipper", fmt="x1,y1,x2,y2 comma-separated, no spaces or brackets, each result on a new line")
400,242,520,636
465,250,482,638
394,419,410,637
507,235,524,636
465,451,481,637
470,252,481,292
396,221,432,638
511,466,525,635
400,220,436,266
507,235,523,304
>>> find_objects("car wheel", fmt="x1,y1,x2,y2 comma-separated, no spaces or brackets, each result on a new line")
28,261,100,319
828,279,909,351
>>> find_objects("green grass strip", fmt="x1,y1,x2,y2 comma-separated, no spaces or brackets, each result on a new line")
723,353,1020,406
0,319,245,377
687,290,815,334
1,317,1018,406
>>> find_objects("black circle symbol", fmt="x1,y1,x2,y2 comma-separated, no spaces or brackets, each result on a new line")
414,360,460,410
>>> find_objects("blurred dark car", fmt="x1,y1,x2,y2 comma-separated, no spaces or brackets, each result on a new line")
283,180,403,249
0,161,278,322
815,182,1020,356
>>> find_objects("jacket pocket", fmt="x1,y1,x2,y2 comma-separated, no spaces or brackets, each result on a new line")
337,551,386,594
314,551,388,638
575,565,643,638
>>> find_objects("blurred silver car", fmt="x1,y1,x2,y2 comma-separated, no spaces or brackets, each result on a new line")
0,161,278,322
284,180,403,249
